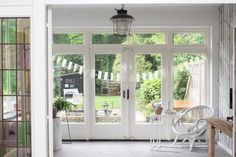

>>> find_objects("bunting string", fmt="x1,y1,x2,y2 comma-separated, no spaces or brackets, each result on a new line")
54,56,161,82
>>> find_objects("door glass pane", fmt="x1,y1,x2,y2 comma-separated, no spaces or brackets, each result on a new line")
2,19,16,44
3,96,16,120
53,54,84,123
3,45,16,69
17,96,30,121
95,54,121,123
173,54,206,112
17,71,30,95
18,148,31,157
3,122,17,147
18,122,31,147
0,97,2,120
0,17,31,157
3,71,16,95
16,45,29,70
17,18,30,44
135,54,162,123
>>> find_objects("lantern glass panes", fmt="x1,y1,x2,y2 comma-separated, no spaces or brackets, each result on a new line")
112,18,132,35
110,6,134,36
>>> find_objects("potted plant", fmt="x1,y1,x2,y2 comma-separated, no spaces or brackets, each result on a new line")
53,97,76,118
144,103,155,122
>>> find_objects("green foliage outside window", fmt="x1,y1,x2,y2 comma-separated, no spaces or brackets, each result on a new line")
139,79,161,104
53,34,83,44
53,32,206,118
173,66,190,100
173,33,204,45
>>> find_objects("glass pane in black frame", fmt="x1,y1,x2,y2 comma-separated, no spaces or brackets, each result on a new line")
17,96,30,121
3,45,16,69
3,96,16,120
3,121,17,147
3,71,16,95
18,122,31,147
2,19,16,44
17,19,30,44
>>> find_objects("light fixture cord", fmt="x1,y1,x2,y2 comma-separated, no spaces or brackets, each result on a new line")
121,4,124,9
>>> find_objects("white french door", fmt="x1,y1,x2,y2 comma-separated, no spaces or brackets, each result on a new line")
90,48,166,139
90,51,129,139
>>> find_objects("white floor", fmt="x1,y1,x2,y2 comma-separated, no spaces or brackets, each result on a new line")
54,141,231,157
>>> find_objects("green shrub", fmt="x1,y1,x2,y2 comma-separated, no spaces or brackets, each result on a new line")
144,102,155,116
140,79,161,104
174,66,190,100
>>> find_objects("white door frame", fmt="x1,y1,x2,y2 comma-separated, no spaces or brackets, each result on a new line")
89,50,129,139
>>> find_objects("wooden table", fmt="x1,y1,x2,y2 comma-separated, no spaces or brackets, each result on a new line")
206,117,233,157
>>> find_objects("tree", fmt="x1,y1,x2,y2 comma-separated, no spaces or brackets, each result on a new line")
53,34,83,44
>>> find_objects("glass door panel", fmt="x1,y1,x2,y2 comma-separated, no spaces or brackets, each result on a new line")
95,54,121,124
173,54,206,112
135,54,162,123
0,17,31,157
53,54,85,123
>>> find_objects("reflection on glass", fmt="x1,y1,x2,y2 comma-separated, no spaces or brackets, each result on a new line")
16,45,30,70
3,19,16,43
17,45,25,69
135,54,162,123
3,71,16,95
53,54,84,123
0,123,2,144
173,54,206,111
0,145,4,157
95,54,121,123
3,45,16,69
17,96,30,121
0,72,2,95
0,45,2,69
17,71,30,95
17,18,30,44
173,33,205,45
0,97,2,120
3,96,16,120
18,148,31,157
4,122,17,147
18,122,31,147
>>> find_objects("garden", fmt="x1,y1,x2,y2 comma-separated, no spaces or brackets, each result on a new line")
53,33,205,123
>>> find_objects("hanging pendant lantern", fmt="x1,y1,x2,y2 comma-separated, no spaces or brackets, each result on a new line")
110,4,135,36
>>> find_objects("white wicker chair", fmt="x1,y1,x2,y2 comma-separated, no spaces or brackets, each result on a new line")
172,105,214,151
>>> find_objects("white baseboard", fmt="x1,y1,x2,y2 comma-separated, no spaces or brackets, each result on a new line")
217,141,232,156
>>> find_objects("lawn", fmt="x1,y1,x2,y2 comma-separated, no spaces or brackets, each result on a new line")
95,96,121,110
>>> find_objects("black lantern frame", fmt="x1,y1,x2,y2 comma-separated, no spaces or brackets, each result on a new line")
110,5,135,36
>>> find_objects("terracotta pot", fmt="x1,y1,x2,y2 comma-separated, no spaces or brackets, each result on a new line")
155,107,163,115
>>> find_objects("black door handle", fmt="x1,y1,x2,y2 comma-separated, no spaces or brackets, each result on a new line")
123,90,126,98
127,89,129,100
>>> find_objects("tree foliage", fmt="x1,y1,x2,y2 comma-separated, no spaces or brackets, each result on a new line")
173,33,204,45
140,79,161,104
53,34,83,44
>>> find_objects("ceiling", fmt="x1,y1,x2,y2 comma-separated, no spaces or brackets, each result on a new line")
52,4,220,13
